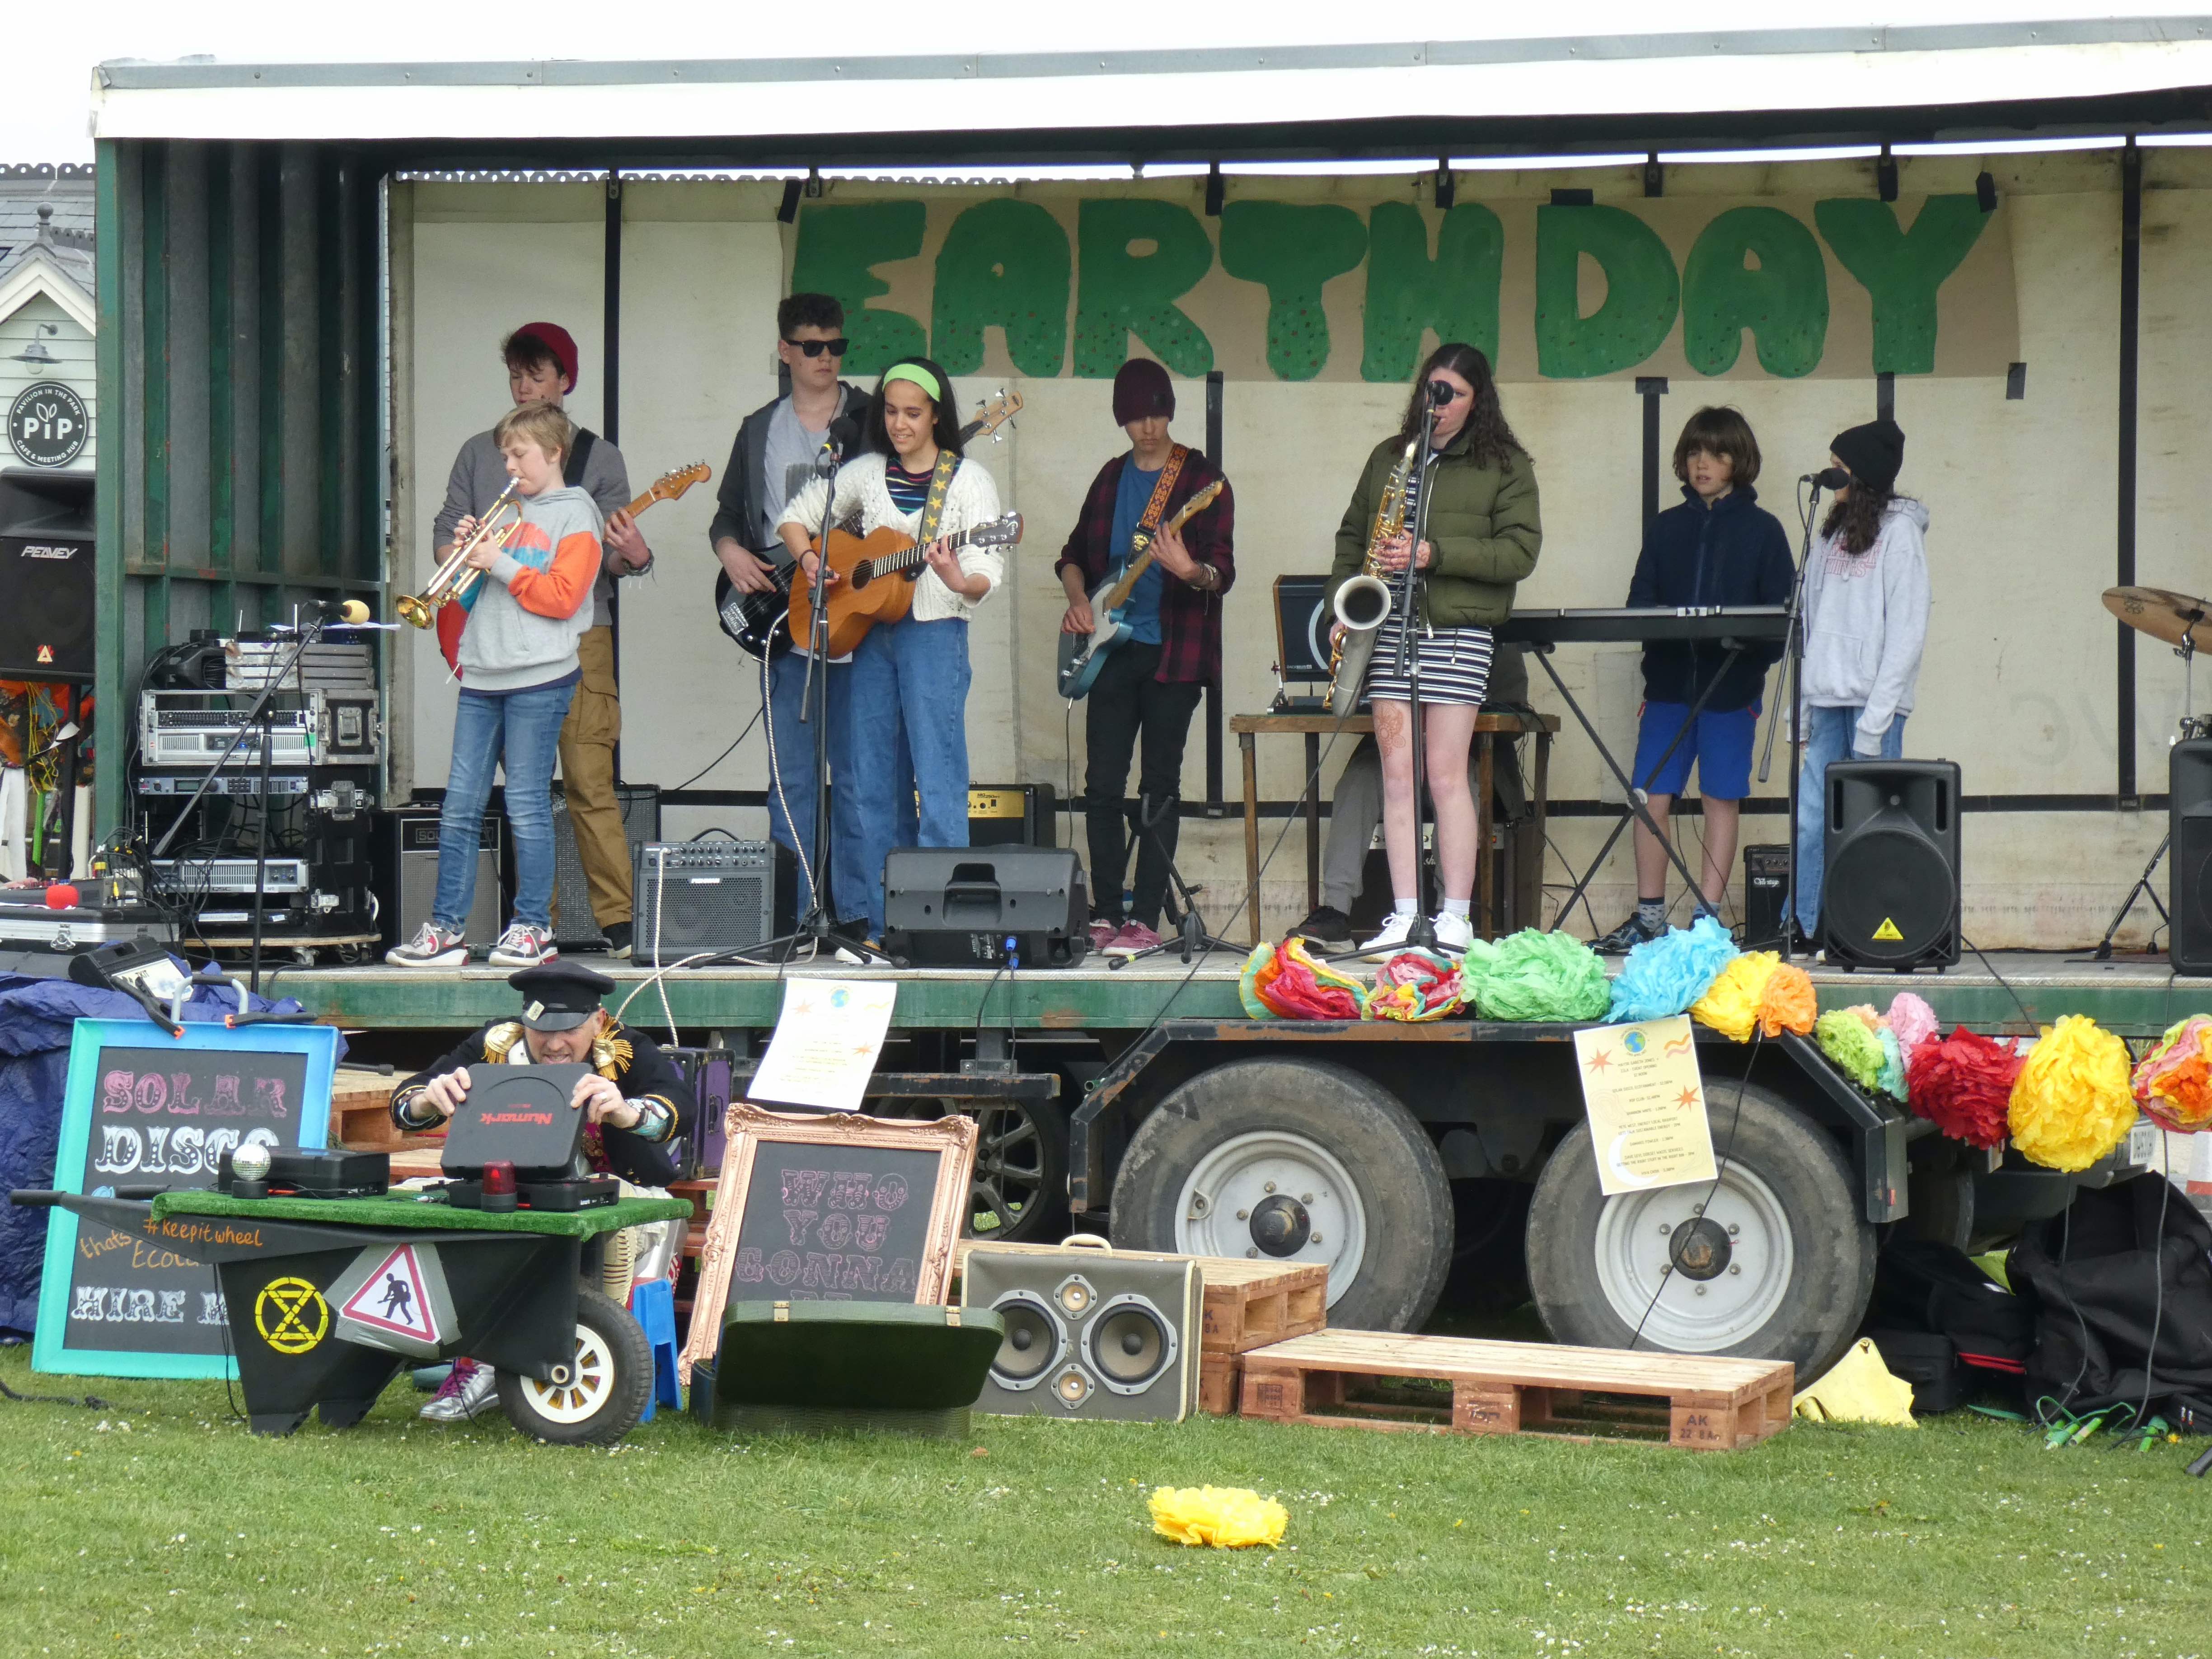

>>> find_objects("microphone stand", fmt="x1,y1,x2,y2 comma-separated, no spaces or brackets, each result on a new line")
1393,394,1445,953
1755,477,1826,964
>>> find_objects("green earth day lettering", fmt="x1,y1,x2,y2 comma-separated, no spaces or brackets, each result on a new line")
793,196,1987,380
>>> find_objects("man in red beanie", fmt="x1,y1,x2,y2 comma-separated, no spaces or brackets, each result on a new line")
430,323,654,961
1055,358,1236,956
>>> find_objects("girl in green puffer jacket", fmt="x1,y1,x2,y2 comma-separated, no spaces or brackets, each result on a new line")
1327,343,1542,957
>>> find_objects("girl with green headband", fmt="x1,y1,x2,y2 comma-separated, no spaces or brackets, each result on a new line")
777,355,1006,939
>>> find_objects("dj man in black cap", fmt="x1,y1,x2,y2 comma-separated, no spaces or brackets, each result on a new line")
389,961,691,1189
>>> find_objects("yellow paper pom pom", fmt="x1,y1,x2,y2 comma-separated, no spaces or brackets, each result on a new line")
1758,963,1818,1036
1692,951,1781,1042
2008,1015,2138,1173
1148,1486,1289,1549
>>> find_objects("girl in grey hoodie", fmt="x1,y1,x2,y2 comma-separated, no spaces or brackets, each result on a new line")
1793,418,1931,938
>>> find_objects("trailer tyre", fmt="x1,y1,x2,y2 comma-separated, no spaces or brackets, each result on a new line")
1526,1081,1874,1380
1110,1059,1451,1333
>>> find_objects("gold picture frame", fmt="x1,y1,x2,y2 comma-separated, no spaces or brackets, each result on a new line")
679,1102,979,1383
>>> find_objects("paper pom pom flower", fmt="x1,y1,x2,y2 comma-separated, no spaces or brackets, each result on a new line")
1875,1027,1909,1103
1692,951,1782,1042
1368,949,1465,1022
1887,991,1940,1056
1239,938,1367,1021
1906,1026,2021,1148
1149,1486,1288,1549
1817,1009,1889,1092
1607,914,1739,1024
2008,1015,2137,1172
1460,929,1611,1022
1840,1003,1884,1035
2132,1015,2212,1132
1758,963,1818,1037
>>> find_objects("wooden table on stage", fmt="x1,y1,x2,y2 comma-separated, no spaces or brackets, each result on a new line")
1230,709,1557,946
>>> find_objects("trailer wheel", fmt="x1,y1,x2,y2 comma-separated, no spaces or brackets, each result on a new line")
1109,1059,1451,1333
1525,1081,1874,1380
496,1289,652,1446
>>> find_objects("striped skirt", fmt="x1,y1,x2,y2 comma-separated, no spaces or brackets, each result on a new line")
1364,616,1495,707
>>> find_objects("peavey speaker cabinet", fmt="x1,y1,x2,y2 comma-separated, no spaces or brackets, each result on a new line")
1820,759,1962,971
962,1247,1201,1422
2173,740,2212,975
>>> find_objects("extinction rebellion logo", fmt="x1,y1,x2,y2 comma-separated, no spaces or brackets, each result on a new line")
9,381,89,469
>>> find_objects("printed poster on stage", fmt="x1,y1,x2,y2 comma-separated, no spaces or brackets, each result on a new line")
745,979,898,1113
1571,1015,1717,1195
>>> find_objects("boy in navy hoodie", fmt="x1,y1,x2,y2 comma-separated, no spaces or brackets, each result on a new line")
1596,407,1794,952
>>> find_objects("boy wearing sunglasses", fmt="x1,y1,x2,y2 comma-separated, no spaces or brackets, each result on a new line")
707,294,874,936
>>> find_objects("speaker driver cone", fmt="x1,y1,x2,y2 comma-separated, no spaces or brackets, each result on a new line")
1825,823,1954,961
1085,1293,1177,1393
987,1292,1065,1389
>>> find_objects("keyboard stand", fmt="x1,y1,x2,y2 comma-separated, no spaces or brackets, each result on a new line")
1525,639,1751,929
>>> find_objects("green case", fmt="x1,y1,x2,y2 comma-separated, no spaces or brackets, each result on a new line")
692,1299,1006,1437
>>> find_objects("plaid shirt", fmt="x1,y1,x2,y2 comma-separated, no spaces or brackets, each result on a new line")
1054,448,1236,684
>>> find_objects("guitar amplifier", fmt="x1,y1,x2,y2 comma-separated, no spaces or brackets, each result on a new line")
883,847,1090,968
633,839,789,965
371,807,502,948
551,783,661,947
968,783,1057,848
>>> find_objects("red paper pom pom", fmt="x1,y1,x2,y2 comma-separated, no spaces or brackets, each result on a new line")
44,883,80,910
1905,1026,2022,1149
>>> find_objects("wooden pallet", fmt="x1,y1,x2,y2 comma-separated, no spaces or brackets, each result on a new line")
1199,1352,1242,1415
1237,1331,1793,1451
952,1240,1327,1354
328,1069,403,1148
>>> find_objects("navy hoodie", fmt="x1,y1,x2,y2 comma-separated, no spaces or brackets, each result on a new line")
1626,483,1795,712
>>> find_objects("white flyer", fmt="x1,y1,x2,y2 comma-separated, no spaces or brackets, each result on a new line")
745,978,898,1113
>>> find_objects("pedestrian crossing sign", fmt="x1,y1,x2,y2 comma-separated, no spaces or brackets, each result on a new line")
328,1242,455,1358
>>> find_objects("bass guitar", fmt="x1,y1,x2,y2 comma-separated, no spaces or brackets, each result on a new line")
713,391,1023,661
788,512,1026,657
1055,478,1225,700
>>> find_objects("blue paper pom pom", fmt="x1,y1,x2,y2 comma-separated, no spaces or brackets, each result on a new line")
1607,914,1741,1024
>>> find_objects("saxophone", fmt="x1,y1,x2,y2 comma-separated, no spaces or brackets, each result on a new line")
1326,435,1419,717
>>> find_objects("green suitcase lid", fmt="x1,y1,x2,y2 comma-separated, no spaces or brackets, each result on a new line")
713,1300,1006,1413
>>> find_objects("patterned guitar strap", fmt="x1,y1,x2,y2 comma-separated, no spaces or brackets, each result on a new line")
1125,445,1188,569
914,447,962,556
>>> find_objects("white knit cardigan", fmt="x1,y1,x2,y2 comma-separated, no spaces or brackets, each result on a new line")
779,452,1006,623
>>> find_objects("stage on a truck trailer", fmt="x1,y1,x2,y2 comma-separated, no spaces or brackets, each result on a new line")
267,950,2203,1039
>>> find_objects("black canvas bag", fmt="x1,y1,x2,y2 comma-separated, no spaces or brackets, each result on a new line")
1870,1238,2035,1373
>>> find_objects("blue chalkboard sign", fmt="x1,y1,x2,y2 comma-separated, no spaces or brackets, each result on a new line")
33,1019,337,1379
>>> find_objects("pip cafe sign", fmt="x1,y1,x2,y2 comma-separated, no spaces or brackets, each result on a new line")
9,381,90,468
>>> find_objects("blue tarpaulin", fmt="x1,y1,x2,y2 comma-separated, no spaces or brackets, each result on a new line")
0,962,336,1335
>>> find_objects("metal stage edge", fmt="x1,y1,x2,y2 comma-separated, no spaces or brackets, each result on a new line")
257,951,2209,1039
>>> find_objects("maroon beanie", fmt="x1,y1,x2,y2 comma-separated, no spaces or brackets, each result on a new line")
508,322,581,394
1112,358,1174,426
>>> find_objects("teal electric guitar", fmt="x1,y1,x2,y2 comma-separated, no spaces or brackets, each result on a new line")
1056,479,1225,700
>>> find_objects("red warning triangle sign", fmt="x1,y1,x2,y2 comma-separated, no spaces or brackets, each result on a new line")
337,1243,441,1344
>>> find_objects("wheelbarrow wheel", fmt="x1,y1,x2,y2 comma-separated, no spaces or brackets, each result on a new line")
497,1288,652,1446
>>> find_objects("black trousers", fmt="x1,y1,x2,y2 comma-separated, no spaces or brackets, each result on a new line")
1082,642,1204,929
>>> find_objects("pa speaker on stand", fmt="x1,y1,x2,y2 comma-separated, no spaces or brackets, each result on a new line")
2171,739,2212,975
1820,759,1962,972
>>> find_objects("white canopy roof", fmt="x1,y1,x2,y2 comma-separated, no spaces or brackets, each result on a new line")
89,22,2212,152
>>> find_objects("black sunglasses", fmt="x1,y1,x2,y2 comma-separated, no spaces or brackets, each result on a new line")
786,337,850,358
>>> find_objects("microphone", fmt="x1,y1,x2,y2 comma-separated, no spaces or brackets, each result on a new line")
827,414,862,459
1425,379,1456,406
1803,467,1851,491
306,599,373,624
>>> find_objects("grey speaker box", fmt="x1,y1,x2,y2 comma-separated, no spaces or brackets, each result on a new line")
961,1247,1201,1422
550,783,660,947
378,808,501,948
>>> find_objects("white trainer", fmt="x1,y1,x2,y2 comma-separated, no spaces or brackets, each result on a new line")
1358,912,1417,960
386,922,468,968
488,923,558,969
1430,911,1475,953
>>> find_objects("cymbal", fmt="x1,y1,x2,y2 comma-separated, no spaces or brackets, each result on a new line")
2103,585,2211,650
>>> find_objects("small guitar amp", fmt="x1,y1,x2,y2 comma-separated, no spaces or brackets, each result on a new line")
632,839,788,965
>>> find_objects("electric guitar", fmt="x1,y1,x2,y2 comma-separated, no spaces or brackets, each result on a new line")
713,391,1024,661
788,512,1026,657
1055,478,1226,700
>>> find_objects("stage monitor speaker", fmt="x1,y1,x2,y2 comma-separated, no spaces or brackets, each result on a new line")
372,807,501,948
0,470,95,682
551,783,661,948
969,783,1057,848
633,838,787,965
961,1247,1201,1422
1820,759,1961,971
1741,844,1792,950
2172,740,2212,975
882,847,1089,967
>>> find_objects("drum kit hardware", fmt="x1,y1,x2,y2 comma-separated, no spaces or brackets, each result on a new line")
2095,585,2208,958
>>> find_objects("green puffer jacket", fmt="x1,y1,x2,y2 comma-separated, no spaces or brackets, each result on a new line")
1327,427,1542,628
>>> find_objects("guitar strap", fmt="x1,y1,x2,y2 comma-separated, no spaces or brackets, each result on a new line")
914,448,961,549
1125,445,1188,566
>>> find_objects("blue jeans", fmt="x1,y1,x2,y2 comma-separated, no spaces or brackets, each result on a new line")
1793,705,1906,934
436,680,575,931
766,651,872,926
848,618,970,936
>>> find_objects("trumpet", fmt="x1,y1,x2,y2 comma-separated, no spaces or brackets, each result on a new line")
1325,436,1419,717
396,481,522,628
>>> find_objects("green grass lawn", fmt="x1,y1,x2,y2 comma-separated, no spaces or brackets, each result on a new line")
1,1344,2206,1659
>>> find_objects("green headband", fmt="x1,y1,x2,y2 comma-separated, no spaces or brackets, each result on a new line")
882,363,942,402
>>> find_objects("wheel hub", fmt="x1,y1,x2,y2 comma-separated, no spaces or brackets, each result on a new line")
1249,1194,1312,1256
1668,1216,1732,1281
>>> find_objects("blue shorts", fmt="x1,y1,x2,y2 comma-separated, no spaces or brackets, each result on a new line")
1631,700,1760,800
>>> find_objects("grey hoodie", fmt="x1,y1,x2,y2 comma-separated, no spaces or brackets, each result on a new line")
459,484,603,693
1800,497,1931,755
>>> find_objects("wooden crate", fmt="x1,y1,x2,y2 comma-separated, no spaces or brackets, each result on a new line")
1199,1352,1242,1415
1237,1331,1793,1451
951,1240,1327,1354
328,1069,402,1148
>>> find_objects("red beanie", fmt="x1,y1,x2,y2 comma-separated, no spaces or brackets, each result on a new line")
1111,358,1174,426
509,322,580,394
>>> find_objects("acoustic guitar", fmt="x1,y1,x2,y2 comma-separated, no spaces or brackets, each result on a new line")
1055,478,1226,700
714,391,1023,661
788,511,1026,657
